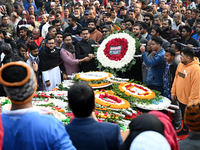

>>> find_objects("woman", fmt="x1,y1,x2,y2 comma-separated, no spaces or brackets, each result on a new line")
60,33,90,77
121,113,165,150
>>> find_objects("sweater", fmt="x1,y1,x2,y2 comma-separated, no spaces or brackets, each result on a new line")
171,57,200,105
89,29,103,43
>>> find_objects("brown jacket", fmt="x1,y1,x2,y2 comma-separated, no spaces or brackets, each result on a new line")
89,29,103,43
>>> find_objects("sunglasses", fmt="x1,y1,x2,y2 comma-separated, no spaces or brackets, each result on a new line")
144,19,149,21
102,30,108,33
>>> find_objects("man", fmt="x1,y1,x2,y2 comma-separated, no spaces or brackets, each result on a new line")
52,19,63,33
157,0,165,12
150,25,170,49
125,19,134,32
180,6,186,17
75,27,97,72
162,19,181,43
88,20,102,43
119,6,128,20
39,37,62,91
64,14,82,36
0,61,76,150
140,36,165,92
39,14,47,33
55,5,63,17
191,9,198,20
179,25,199,47
47,26,56,38
83,0,90,10
140,22,151,41
179,100,200,149
120,20,126,31
98,25,111,44
41,14,55,38
162,8,173,24
64,7,70,24
143,13,154,33
163,47,182,130
10,11,19,30
1,15,17,40
172,12,185,31
185,9,192,20
171,42,182,64
54,0,60,5
32,28,44,47
26,43,39,67
16,27,28,44
153,15,163,27
28,4,38,19
171,47,200,136
110,8,123,24
104,13,112,24
55,32,63,50
170,4,185,22
133,23,148,44
135,4,143,22
80,10,90,27
192,23,200,46
66,81,123,150
74,8,84,23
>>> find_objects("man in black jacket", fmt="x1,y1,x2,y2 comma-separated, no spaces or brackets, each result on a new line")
75,27,97,72
163,47,182,131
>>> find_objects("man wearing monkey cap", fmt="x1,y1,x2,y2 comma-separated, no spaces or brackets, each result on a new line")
0,62,76,150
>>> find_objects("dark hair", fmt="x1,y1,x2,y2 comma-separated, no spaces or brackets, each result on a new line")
105,12,111,17
68,81,94,118
172,42,182,51
106,21,114,27
0,23,7,28
186,9,192,13
151,36,163,46
19,26,28,32
192,9,198,14
0,28,3,34
163,19,171,26
46,37,55,42
87,20,96,26
140,22,148,30
162,8,170,14
13,9,20,16
165,47,175,56
81,27,89,33
154,15,163,21
101,25,111,32
129,9,135,13
152,25,163,35
28,4,34,9
120,6,127,10
121,20,125,24
68,13,77,21
143,13,154,21
134,23,142,30
63,32,72,40
1,15,8,20
29,43,38,51
182,25,192,34
125,19,135,25
48,26,55,32
110,8,117,13
52,19,60,26
1,43,12,55
40,7,46,11
181,47,194,59
17,43,28,51
55,31,63,37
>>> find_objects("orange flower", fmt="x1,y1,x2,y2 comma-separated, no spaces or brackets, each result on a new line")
118,83,155,99
95,91,130,109
76,71,112,81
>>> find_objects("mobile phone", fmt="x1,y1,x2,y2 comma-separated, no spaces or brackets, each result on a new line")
102,10,105,15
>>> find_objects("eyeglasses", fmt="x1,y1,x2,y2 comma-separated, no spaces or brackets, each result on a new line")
82,33,89,35
102,30,108,33
144,19,150,21
47,43,55,45
126,24,131,26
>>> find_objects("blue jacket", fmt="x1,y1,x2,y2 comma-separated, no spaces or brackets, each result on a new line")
2,110,76,150
66,117,123,150
142,48,165,86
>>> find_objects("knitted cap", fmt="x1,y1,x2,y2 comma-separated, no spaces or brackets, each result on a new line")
184,99,200,132
0,62,37,104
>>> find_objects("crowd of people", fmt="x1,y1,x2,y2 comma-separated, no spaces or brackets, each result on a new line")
0,0,200,149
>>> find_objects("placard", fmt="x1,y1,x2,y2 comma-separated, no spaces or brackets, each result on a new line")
109,46,122,55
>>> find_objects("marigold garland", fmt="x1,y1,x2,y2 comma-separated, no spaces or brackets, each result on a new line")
118,83,155,99
95,91,130,109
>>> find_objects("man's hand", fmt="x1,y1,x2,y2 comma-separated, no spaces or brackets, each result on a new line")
171,95,177,101
45,80,51,87
186,44,193,47
88,54,95,58
5,35,10,39
84,57,92,62
31,62,38,72
24,52,29,62
140,45,145,52
63,73,68,80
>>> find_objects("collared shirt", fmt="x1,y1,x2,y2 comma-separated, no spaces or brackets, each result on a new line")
27,53,39,66
141,33,148,39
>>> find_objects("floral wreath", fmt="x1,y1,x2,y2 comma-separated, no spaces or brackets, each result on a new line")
95,91,130,109
118,83,155,99
95,30,140,75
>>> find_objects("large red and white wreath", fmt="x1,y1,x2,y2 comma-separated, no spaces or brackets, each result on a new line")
97,33,136,69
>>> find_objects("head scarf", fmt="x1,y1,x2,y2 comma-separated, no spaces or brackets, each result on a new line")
184,100,200,132
130,131,171,150
121,113,164,150
149,111,179,150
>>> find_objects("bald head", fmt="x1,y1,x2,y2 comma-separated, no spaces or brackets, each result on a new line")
32,28,40,40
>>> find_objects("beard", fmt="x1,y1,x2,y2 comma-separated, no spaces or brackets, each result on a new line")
66,43,73,48
89,28,96,33
162,26,170,31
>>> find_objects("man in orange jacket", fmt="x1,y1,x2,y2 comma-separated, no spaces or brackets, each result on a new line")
171,47,200,136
